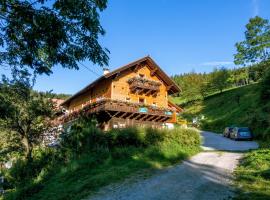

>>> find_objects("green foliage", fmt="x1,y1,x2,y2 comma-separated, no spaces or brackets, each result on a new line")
171,66,258,105
182,84,270,138
171,72,208,102
0,75,55,160
39,91,71,100
234,16,270,65
0,0,109,75
260,68,270,103
2,125,200,200
210,67,230,93
0,130,22,163
234,149,270,200
109,127,146,147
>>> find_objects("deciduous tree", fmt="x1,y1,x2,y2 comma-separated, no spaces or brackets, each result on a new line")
211,67,230,93
234,16,270,65
0,0,109,75
0,73,55,160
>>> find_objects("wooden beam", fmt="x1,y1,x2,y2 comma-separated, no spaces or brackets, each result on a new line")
143,114,154,122
134,113,144,120
166,85,173,91
162,117,170,122
147,115,158,121
133,64,141,72
145,89,152,96
150,68,158,76
122,112,131,119
160,116,167,122
154,116,163,122
127,112,137,119
115,111,124,118
130,113,140,119
138,88,146,95
136,88,143,95
139,114,149,121
112,111,121,117
118,112,128,118
105,111,113,117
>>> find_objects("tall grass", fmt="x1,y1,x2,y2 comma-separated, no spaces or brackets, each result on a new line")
182,84,270,138
234,148,270,200
1,124,200,200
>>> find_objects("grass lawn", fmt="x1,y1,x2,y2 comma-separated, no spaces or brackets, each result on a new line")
2,127,201,200
176,83,270,200
234,147,270,200
181,84,261,133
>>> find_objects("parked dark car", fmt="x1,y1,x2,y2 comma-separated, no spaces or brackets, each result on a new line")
223,127,234,138
230,127,253,140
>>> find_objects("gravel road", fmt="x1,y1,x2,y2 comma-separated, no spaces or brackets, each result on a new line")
88,131,258,200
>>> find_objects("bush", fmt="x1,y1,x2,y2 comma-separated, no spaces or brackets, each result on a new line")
61,117,110,154
260,68,270,103
144,127,166,146
3,120,201,200
109,127,145,147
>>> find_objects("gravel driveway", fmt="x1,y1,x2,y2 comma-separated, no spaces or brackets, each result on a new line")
87,131,258,200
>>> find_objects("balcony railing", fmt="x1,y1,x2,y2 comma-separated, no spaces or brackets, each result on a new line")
127,77,161,94
58,99,173,124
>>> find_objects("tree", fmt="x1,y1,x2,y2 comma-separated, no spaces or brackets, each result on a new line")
172,72,207,102
0,129,22,163
211,67,230,93
234,16,270,65
260,68,270,103
0,0,109,75
0,73,55,160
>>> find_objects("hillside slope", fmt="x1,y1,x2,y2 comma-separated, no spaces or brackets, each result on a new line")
182,84,269,137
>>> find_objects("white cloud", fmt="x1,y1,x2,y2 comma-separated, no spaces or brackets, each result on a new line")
252,0,259,16
201,61,233,66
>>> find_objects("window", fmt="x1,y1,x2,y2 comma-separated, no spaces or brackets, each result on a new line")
139,98,145,104
152,102,157,107
126,97,130,102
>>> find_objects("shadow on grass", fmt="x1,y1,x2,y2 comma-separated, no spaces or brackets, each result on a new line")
2,146,196,200
89,156,238,200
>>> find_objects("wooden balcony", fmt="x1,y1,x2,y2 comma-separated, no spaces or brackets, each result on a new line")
58,99,174,125
127,77,161,95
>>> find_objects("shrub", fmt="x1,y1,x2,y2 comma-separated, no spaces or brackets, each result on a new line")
61,117,108,154
3,123,201,200
247,110,269,139
109,127,145,147
260,68,270,103
144,127,166,146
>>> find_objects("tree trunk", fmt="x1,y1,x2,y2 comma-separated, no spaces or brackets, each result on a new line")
22,136,33,161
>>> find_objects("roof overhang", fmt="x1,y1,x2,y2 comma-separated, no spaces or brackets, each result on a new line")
61,56,181,107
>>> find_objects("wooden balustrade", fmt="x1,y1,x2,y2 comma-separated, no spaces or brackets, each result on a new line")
127,77,161,95
58,99,174,124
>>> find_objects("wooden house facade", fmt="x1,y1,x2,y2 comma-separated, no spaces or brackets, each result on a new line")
59,56,182,130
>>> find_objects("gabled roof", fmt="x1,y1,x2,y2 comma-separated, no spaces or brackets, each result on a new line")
168,100,183,112
61,56,181,107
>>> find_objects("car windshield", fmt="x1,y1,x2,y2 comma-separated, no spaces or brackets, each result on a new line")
238,128,250,132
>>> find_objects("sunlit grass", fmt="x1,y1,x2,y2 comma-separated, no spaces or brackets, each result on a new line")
234,148,270,200
2,127,201,200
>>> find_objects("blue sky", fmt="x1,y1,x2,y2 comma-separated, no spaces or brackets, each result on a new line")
6,0,270,94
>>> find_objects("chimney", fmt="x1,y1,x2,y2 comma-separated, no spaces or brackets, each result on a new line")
103,67,110,75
